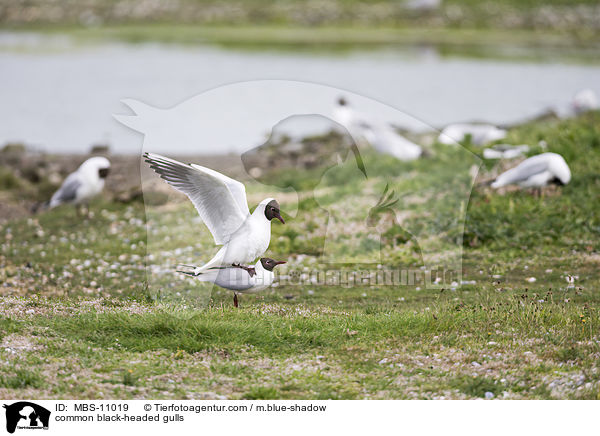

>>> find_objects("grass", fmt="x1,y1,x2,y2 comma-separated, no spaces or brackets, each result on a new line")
4,0,600,30
0,112,599,399
0,369,44,390
0,295,598,399
464,112,600,250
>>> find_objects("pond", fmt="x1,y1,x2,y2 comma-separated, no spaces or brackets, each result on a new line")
2,33,599,153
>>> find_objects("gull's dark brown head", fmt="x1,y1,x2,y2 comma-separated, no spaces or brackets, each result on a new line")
264,199,285,224
260,258,286,271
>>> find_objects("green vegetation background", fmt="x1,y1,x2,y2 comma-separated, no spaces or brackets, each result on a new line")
1,112,599,399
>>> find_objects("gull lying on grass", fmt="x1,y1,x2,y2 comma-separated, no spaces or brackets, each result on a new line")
178,258,286,307
438,123,506,146
490,152,571,192
483,144,530,160
144,153,285,276
332,96,370,145
333,97,422,161
41,156,110,213
361,122,423,161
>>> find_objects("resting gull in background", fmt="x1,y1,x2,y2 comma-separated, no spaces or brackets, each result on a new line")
438,123,506,146
361,122,423,161
333,96,422,161
332,96,370,145
490,152,571,190
572,89,599,115
482,144,530,160
44,156,110,212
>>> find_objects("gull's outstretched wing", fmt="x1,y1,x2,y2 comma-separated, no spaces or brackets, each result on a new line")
189,164,250,217
50,173,82,207
144,152,249,245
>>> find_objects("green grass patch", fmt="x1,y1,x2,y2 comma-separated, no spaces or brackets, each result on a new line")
0,369,44,390
0,112,599,399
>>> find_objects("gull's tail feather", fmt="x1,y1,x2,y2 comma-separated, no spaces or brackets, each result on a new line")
177,264,221,282
177,269,199,277
176,263,202,276
176,247,227,277
176,264,205,280
192,247,227,273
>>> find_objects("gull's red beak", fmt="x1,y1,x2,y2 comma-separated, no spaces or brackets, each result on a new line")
275,261,287,265
275,211,285,224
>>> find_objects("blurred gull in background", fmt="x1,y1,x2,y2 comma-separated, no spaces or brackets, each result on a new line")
572,88,599,115
333,96,422,161
490,152,571,190
45,156,110,212
482,144,530,160
361,122,423,161
438,123,506,145
332,96,370,146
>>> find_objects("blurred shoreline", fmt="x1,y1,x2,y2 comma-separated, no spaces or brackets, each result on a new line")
3,0,600,33
2,33,599,155
2,25,600,64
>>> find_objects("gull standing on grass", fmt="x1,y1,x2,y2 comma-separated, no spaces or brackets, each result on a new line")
144,153,285,276
490,152,571,192
178,258,286,307
43,156,110,213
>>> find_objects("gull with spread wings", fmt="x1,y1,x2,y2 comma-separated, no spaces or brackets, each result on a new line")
144,153,285,276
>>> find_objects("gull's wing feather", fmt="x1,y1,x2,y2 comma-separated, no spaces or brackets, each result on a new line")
50,173,82,207
494,158,548,187
144,153,248,245
189,164,250,216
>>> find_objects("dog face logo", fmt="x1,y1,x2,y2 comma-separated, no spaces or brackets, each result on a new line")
3,402,50,433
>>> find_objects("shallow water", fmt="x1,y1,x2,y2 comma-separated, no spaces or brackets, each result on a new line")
2,35,600,154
